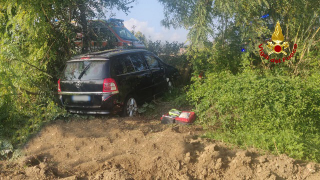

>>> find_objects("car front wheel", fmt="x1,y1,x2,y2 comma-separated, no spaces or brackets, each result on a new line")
123,97,138,117
167,78,174,93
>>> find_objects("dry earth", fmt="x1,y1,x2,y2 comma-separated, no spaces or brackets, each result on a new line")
1,116,320,180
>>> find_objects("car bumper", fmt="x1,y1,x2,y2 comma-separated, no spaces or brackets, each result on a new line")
68,109,111,115
58,92,122,114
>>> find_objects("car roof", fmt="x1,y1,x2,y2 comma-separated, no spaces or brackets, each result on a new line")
69,49,149,62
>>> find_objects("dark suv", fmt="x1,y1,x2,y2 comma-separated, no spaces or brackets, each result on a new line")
58,49,178,116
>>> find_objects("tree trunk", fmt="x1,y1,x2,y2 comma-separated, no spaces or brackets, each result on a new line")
78,2,89,53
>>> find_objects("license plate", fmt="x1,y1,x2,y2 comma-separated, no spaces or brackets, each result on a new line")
72,95,91,102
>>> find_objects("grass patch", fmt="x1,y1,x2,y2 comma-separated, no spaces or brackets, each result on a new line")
188,71,320,162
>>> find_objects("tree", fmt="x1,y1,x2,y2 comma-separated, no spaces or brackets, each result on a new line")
134,31,147,46
0,0,135,146
158,0,320,75
158,0,320,162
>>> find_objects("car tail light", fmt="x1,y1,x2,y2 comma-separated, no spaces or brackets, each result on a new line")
58,79,61,92
103,78,118,93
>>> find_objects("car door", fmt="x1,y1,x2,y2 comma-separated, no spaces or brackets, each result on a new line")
111,53,153,103
110,55,136,103
143,53,167,96
128,53,153,102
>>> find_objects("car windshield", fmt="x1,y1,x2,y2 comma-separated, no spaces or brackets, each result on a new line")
112,27,138,41
63,61,107,80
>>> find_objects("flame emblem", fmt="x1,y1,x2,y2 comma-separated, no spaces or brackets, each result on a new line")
267,22,289,55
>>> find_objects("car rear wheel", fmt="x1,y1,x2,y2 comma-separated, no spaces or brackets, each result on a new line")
123,97,138,117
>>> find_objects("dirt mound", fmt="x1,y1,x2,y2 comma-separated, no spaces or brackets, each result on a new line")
1,117,320,179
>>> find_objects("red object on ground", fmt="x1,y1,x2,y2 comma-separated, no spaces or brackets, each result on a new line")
175,111,196,125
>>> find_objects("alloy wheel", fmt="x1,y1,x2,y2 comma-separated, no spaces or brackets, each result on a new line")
126,98,137,117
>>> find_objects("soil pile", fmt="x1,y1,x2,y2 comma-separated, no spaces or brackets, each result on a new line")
1,117,319,179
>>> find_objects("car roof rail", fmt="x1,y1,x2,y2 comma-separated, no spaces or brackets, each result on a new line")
74,49,147,60
86,49,122,56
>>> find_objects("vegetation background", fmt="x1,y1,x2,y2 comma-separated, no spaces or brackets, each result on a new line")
1,0,320,162
158,0,320,162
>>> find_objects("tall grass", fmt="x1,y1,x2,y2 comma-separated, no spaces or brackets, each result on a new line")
187,71,320,162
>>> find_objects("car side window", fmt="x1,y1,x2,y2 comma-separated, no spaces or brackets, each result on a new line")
144,54,160,69
112,56,135,75
129,54,147,71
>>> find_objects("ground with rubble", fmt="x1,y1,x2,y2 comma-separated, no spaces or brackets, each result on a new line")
1,112,320,179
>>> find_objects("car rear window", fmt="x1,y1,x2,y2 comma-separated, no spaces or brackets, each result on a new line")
63,61,107,80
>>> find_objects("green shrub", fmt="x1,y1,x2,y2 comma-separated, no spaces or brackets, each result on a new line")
0,93,66,146
163,87,190,108
0,139,13,160
138,103,156,114
188,71,320,162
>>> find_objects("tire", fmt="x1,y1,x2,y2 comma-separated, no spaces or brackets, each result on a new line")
167,78,174,93
122,96,138,117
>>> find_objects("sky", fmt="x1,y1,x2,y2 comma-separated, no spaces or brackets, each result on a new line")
105,0,189,43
